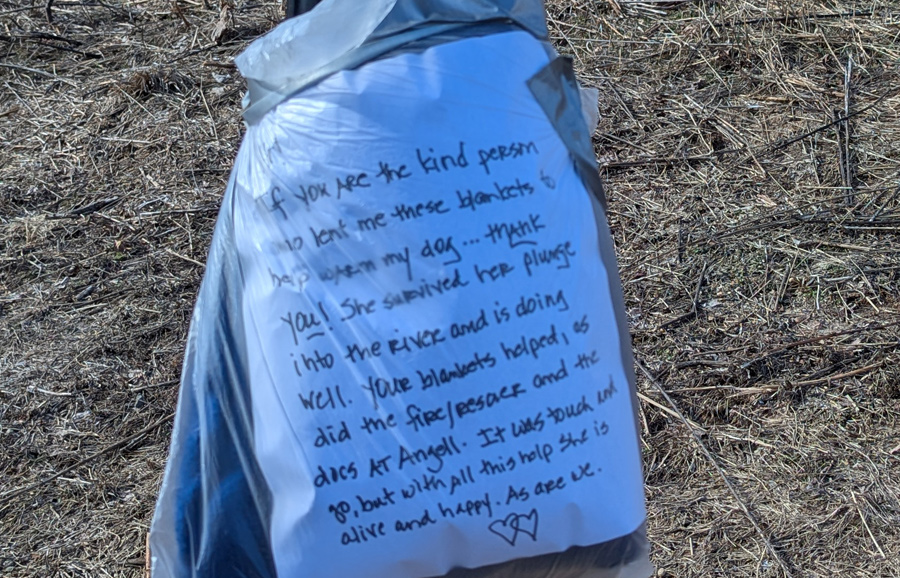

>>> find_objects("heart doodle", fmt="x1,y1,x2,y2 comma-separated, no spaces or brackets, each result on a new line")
488,514,519,546
487,509,539,546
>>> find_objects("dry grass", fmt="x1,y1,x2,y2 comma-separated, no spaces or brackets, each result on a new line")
1,0,898,577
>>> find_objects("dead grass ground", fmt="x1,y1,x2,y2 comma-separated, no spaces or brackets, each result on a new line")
1,1,898,577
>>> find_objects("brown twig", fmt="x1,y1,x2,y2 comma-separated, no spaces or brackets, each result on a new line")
771,254,797,313
764,90,896,156
170,0,191,27
129,379,180,393
0,33,102,58
792,362,882,386
145,533,152,578
852,491,887,559
0,62,77,86
661,261,707,329
722,9,875,27
837,55,855,206
605,88,895,174
740,319,900,370
636,360,795,578
0,413,175,509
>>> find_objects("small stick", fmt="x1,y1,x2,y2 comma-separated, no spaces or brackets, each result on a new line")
772,254,797,312
0,413,175,508
602,150,740,170
605,88,894,173
130,379,180,393
170,0,191,27
740,319,900,369
0,62,77,87
0,36,103,58
636,360,794,577
636,391,705,432
202,60,236,69
661,262,707,329
690,261,707,315
839,55,855,206
199,79,219,142
766,89,894,155
145,533,152,578
792,362,881,386
851,492,886,559
722,9,874,27
164,248,205,268
870,186,899,221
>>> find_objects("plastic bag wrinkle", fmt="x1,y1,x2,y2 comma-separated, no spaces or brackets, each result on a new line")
238,0,547,123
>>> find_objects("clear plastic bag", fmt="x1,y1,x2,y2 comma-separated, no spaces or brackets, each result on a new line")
150,3,652,578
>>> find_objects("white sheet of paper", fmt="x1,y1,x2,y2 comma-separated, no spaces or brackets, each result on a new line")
232,30,645,578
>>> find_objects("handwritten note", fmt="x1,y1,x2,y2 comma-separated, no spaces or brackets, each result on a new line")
233,31,645,578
